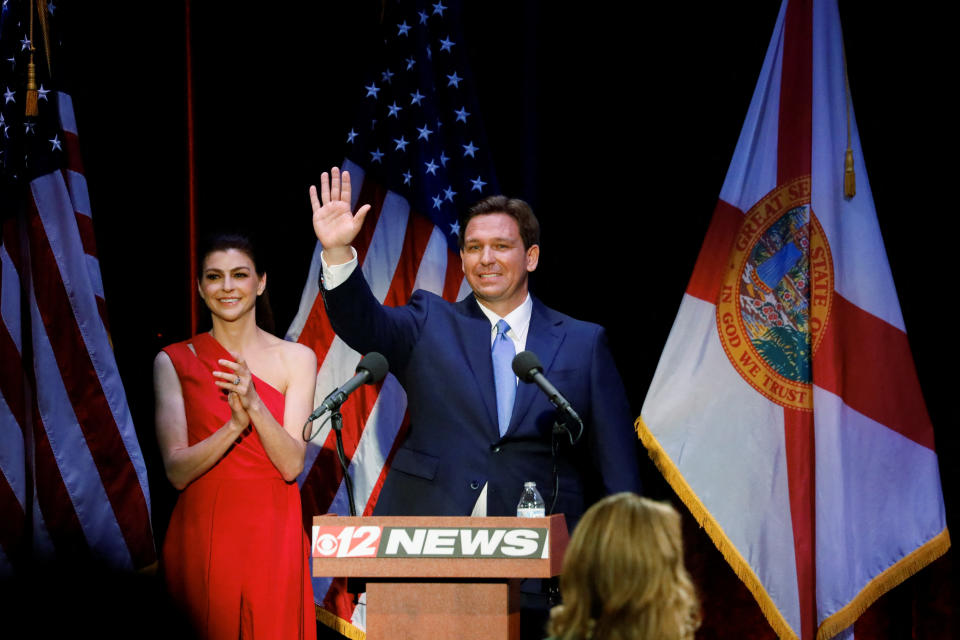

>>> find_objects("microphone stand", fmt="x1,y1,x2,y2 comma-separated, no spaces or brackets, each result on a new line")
548,408,584,516
330,408,358,517
549,417,561,517
331,408,362,599
547,410,578,608
302,351,388,519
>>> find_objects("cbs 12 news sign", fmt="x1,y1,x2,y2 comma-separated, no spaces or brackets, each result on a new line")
312,525,550,560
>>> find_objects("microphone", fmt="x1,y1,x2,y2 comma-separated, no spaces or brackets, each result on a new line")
307,352,389,423
512,350,583,443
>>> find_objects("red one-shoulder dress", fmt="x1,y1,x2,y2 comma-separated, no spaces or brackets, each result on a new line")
162,333,315,640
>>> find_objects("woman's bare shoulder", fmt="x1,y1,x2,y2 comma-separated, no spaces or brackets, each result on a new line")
258,332,316,372
278,339,317,371
154,349,175,372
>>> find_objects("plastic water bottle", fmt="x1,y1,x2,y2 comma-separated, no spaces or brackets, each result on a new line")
517,481,546,517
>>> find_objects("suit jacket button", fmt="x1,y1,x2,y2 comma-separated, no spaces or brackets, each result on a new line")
470,481,480,490
491,445,501,453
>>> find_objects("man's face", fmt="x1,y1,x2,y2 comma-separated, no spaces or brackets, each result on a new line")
460,213,539,315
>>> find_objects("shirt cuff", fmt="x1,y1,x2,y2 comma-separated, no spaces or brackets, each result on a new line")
320,246,358,290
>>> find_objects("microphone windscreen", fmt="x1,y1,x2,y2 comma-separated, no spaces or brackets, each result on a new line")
357,352,389,383
512,350,542,382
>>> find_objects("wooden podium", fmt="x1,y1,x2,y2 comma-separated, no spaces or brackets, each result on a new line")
311,515,569,640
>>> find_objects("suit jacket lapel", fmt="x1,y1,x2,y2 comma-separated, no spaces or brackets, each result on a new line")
454,295,500,437
508,298,565,434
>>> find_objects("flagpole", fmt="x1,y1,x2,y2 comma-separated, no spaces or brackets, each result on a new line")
185,0,198,336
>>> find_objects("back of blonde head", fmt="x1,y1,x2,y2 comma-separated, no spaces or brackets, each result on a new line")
547,493,700,640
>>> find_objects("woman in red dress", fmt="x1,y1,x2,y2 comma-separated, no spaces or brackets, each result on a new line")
154,234,318,639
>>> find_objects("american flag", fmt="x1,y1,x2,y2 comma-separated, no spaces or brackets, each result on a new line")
0,0,155,576
285,1,498,634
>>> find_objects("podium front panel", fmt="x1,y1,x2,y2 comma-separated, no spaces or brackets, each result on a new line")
310,515,568,579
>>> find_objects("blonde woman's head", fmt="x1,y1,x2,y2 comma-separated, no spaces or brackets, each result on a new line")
548,492,700,640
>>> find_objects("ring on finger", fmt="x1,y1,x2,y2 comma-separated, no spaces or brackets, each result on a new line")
234,377,240,385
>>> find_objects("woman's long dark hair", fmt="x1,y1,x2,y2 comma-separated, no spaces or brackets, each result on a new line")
197,233,276,335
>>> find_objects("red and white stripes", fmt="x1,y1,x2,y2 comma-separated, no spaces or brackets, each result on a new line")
0,92,155,574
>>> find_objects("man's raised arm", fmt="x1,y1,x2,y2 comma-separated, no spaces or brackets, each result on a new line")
308,166,421,371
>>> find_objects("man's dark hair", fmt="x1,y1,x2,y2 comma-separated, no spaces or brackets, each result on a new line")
458,195,540,250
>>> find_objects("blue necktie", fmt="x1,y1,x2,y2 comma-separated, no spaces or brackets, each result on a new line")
492,319,516,437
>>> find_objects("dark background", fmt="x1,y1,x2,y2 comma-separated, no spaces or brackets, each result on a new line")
52,0,957,636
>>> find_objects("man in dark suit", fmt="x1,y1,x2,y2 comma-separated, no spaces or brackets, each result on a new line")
309,167,641,530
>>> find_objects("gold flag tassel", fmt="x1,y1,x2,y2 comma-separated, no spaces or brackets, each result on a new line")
25,0,52,118
25,54,38,116
842,37,856,198
25,0,38,116
844,147,856,198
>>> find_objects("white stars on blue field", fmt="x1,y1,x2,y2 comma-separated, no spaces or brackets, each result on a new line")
337,3,499,251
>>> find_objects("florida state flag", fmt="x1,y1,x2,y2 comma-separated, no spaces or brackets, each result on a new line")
637,1,949,638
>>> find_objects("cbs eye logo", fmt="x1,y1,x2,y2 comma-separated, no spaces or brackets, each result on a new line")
314,533,340,556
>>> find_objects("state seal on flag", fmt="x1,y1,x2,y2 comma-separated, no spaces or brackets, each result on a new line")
716,176,833,410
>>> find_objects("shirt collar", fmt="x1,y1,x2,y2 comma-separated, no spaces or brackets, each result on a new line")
476,293,533,342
